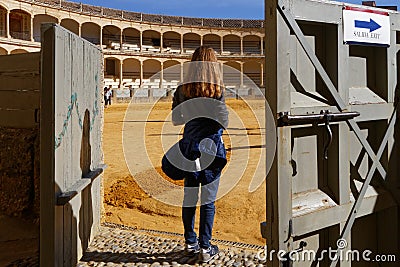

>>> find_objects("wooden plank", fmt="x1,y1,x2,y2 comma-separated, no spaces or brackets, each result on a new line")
56,168,104,206
63,204,72,267
0,53,40,73
54,26,72,267
0,90,39,109
56,179,91,206
292,192,397,237
0,109,37,128
40,23,56,267
70,194,81,265
55,206,64,267
0,74,40,91
69,29,79,191
266,2,293,265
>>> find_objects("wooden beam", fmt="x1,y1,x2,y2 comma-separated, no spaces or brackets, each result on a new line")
0,53,40,73
292,192,397,237
0,91,39,109
56,167,105,206
0,75,40,91
0,109,38,128
40,23,56,267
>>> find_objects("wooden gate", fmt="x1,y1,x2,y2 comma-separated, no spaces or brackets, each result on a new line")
265,1,400,266
40,24,104,266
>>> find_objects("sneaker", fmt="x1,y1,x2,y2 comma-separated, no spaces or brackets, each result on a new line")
199,244,219,263
184,242,200,254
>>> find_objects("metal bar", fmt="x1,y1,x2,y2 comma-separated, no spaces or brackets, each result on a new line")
278,111,360,126
330,109,397,267
277,1,387,179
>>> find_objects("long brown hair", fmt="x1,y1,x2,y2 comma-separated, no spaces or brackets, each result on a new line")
182,46,223,99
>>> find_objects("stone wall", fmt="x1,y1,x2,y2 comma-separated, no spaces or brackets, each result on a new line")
0,127,40,218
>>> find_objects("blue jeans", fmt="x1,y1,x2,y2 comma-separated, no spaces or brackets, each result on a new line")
182,168,221,249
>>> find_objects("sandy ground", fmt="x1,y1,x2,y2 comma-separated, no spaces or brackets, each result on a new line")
103,99,267,245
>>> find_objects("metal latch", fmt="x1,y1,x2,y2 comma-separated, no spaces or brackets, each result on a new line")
278,110,360,159
282,241,308,267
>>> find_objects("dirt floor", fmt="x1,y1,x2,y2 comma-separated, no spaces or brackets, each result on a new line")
103,99,267,245
0,215,39,266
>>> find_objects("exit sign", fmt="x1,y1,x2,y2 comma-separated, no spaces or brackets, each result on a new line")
343,6,390,47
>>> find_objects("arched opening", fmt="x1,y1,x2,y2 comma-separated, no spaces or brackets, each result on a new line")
183,33,200,54
9,9,31,41
163,60,180,87
33,14,58,42
10,49,28,54
122,58,140,87
0,5,7,37
203,34,221,53
104,57,121,83
224,61,241,88
103,25,121,50
223,34,241,55
163,31,181,54
142,30,161,53
243,35,261,55
243,61,261,87
0,47,8,55
143,59,161,81
60,18,79,36
122,28,140,51
81,22,100,45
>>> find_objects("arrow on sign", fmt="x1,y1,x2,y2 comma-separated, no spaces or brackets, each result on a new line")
354,18,381,32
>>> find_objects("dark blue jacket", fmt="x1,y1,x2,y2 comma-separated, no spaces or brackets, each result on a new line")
171,85,229,137
162,85,229,180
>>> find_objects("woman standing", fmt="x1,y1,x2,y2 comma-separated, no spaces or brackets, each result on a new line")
171,46,229,263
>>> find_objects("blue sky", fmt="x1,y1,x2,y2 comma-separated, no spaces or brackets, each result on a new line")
69,0,399,19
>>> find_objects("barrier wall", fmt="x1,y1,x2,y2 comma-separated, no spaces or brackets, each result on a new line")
0,53,40,218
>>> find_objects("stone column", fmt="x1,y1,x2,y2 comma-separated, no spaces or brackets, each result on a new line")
160,33,163,53
240,62,244,87
6,10,10,38
260,63,264,87
220,36,223,55
180,33,184,54
220,62,224,82
30,15,34,42
140,31,143,52
119,60,123,88
160,61,164,88
240,36,243,55
180,62,184,82
140,61,143,85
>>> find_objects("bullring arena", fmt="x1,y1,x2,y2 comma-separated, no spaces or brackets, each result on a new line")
1,0,400,266
0,0,265,89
